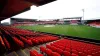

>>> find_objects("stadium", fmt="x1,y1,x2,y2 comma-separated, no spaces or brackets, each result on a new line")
0,0,100,56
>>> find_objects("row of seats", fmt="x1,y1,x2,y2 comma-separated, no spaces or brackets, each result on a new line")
0,26,36,36
30,46,78,56
0,26,59,51
47,39,100,56
0,34,58,50
30,49,63,56
40,46,78,56
89,22,100,26
30,50,43,56
30,39,100,56
11,21,61,26
26,35,58,44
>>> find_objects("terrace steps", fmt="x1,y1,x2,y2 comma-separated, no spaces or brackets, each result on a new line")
4,41,53,56
4,46,40,56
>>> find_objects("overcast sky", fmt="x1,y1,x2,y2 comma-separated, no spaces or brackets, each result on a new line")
2,0,100,23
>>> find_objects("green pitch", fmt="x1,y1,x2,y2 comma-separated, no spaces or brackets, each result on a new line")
16,25,100,40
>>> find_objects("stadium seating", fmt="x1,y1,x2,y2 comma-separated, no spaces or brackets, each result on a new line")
30,39,100,56
63,51,71,56
89,21,100,26
30,50,43,56
52,52,61,56
71,53,79,56
0,26,100,56
45,48,52,56
20,36,33,46
0,26,59,51
12,37,24,47
0,36,5,47
11,21,64,26
40,46,46,53
3,37,11,49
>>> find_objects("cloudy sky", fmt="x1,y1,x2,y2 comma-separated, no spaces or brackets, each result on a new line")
2,0,100,23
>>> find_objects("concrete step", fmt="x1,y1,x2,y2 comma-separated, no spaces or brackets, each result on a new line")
33,46,40,51
4,43,50,56
16,49,28,56
23,48,30,56
5,51,18,56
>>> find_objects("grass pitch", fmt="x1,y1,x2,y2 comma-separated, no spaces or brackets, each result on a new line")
16,25,100,40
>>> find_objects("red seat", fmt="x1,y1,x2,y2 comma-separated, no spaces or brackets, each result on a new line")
30,50,35,56
40,46,46,53
38,54,43,56
52,52,61,56
56,48,63,54
72,49,78,54
32,39,39,44
45,49,52,56
50,46,57,52
58,46,65,50
30,50,38,56
71,53,79,56
78,52,87,56
46,45,51,49
92,52,100,56
39,39,44,43
65,47,71,51
3,38,10,49
27,40,33,45
87,55,92,56
0,36,5,47
13,37,24,47
63,51,71,56
20,36,32,45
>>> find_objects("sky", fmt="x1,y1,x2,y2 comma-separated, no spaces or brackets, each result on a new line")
1,0,100,23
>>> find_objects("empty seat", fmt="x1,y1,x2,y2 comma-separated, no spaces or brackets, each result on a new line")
38,54,43,56
0,36,5,47
50,46,57,52
52,52,61,56
30,50,38,56
78,52,87,56
46,45,52,49
20,36,33,45
30,50,44,56
45,49,52,56
65,47,71,51
27,40,33,45
72,49,78,54
13,37,24,47
30,50,35,56
32,39,39,44
3,37,10,49
40,46,46,53
56,48,63,54
63,51,71,56
71,53,79,56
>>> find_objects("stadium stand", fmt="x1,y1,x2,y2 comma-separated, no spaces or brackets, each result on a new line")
89,22,100,26
86,20,100,28
0,26,59,56
10,18,65,26
30,39,100,56
0,26,99,56
3,0,100,56
11,21,64,26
